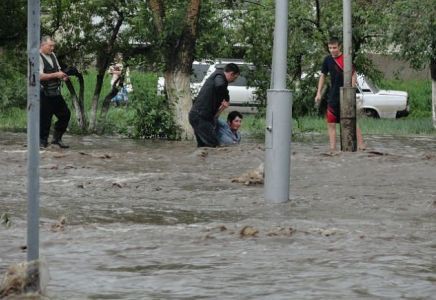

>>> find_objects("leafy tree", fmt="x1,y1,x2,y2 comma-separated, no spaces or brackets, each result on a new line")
41,0,143,132
387,0,436,127
0,0,27,50
237,0,390,117
145,0,205,139
144,0,249,139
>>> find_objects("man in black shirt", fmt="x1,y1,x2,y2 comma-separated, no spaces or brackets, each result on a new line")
315,37,365,151
189,63,240,147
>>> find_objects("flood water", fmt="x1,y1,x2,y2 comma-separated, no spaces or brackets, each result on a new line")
0,132,435,299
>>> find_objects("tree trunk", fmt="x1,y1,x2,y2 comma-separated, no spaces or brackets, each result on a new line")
148,0,201,140
88,71,106,132
64,73,86,131
87,14,124,132
164,70,193,139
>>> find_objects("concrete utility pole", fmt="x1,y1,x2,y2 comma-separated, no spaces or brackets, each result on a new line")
264,0,292,203
26,0,41,292
340,0,357,151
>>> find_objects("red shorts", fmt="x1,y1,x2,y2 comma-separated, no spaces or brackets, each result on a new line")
326,105,339,123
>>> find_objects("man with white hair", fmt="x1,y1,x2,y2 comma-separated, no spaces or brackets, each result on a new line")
39,36,71,148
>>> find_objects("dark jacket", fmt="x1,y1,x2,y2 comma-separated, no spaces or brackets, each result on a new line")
190,69,230,121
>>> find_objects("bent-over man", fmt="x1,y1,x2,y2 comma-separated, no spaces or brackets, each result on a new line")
189,63,240,147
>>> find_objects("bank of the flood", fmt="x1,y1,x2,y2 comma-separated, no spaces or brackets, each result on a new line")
0,132,435,299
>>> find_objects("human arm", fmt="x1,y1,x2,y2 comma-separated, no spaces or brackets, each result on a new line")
40,71,68,82
39,54,68,81
215,100,229,117
214,73,230,102
214,73,230,117
315,73,326,103
352,71,357,87
315,57,329,104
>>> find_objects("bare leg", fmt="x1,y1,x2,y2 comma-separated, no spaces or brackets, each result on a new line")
357,126,366,150
327,123,337,151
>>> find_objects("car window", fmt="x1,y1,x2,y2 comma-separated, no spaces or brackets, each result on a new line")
363,77,379,93
230,75,248,87
215,63,253,87
191,64,210,83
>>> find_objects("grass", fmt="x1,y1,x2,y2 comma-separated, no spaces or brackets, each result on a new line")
2,107,435,138
0,107,27,132
241,115,436,138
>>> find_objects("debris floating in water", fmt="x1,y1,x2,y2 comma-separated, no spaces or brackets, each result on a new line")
0,260,49,298
231,163,264,185
50,216,67,232
240,226,259,237
0,213,11,228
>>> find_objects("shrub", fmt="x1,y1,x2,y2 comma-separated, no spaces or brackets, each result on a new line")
0,55,26,110
128,72,179,139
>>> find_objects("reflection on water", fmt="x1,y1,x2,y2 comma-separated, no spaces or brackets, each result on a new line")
0,131,435,299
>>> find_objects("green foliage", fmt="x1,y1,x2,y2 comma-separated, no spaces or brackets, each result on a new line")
0,54,27,110
380,79,432,118
0,0,26,48
235,0,400,118
241,114,266,139
387,0,435,70
41,0,143,69
128,72,179,139
98,107,136,136
63,70,180,138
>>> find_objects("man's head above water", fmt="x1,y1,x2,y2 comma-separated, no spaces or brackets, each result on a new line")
227,110,243,132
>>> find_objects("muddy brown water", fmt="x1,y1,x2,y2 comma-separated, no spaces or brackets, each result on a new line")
0,132,435,299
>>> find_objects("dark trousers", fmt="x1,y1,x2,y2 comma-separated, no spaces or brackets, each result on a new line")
188,111,218,147
40,93,71,141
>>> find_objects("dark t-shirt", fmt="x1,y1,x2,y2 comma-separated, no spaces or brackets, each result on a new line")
321,55,344,111
190,70,229,121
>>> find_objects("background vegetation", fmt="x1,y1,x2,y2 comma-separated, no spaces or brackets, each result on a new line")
1,73,433,137
0,0,434,138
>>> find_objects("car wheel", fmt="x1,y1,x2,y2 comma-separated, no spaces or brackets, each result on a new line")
362,108,379,118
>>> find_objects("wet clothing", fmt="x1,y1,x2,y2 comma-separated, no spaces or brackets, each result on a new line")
40,52,71,143
188,112,219,147
40,93,71,142
216,118,241,145
189,70,230,147
326,105,339,123
321,54,345,123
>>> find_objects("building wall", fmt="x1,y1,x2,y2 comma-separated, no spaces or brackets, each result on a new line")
369,54,430,80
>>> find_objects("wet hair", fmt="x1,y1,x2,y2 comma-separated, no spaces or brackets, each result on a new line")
41,35,54,44
224,63,240,75
227,110,243,123
328,37,342,45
